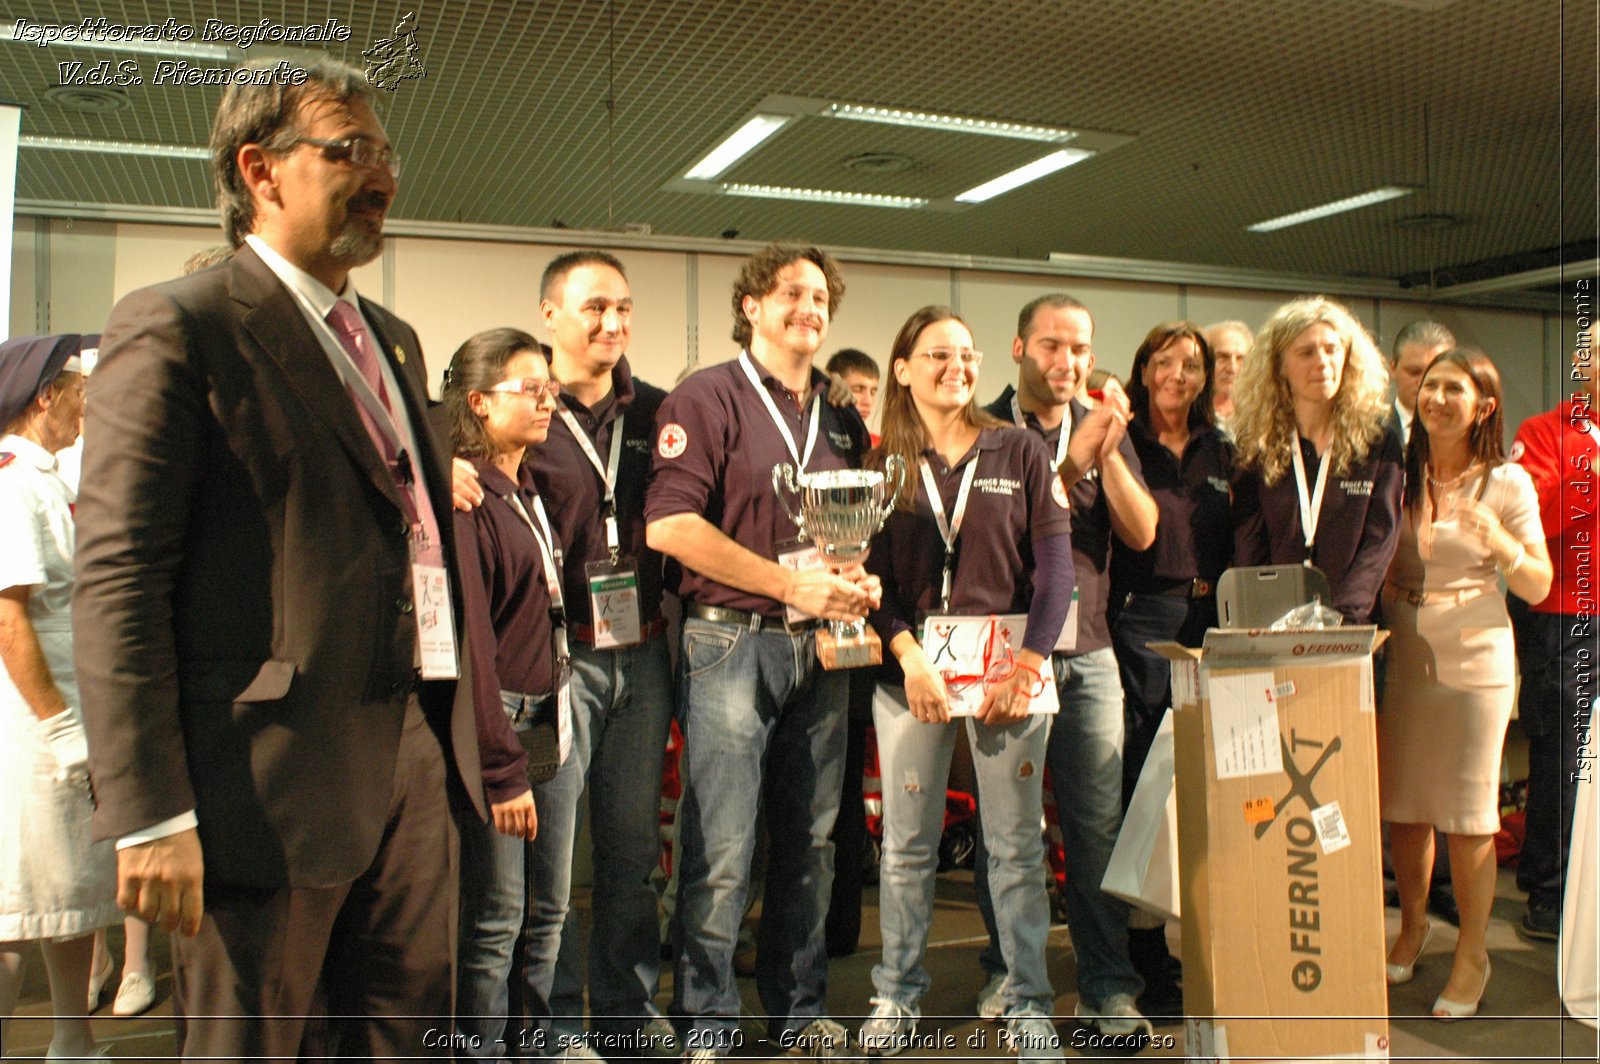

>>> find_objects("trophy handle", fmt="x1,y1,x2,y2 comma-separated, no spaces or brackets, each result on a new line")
772,463,805,531
878,454,907,524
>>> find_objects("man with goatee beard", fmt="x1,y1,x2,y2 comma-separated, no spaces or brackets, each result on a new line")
73,59,482,1057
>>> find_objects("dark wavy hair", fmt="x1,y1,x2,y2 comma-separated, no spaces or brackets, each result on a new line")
1125,321,1216,431
731,243,845,347
873,305,1004,508
1403,347,1507,509
440,328,547,460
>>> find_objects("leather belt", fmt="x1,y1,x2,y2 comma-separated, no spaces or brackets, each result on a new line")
572,617,669,646
1151,578,1214,599
1385,583,1489,608
686,601,816,634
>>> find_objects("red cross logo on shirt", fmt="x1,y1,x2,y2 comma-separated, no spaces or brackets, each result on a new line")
657,422,688,459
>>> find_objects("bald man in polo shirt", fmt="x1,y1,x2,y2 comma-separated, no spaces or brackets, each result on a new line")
646,243,876,1060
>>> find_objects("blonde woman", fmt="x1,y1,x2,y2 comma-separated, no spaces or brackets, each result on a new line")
1231,297,1403,623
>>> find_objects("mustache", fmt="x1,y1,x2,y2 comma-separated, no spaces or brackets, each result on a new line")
347,192,390,214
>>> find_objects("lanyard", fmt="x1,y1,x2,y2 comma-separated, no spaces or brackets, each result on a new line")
507,491,565,613
557,406,626,559
919,455,981,611
739,350,821,470
1010,396,1071,467
1290,439,1332,559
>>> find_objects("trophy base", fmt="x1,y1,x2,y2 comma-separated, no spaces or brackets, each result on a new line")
817,628,882,670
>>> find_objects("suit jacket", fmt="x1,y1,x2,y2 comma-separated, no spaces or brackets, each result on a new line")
73,245,484,890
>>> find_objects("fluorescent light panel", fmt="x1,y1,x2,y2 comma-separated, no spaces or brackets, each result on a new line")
684,114,793,180
826,103,1076,144
1246,186,1415,232
954,148,1094,203
20,135,210,160
723,183,927,209
0,24,233,60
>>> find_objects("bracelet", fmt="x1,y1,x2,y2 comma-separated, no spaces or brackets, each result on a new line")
1501,542,1526,576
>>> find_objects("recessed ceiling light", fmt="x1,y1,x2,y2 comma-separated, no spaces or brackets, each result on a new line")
19,135,210,160
954,149,1094,204
722,183,928,209
825,103,1077,144
1246,186,1416,232
684,114,794,180
42,84,131,113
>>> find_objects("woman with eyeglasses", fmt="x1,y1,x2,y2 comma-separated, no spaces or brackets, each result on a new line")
1231,296,1403,624
855,306,1074,1063
440,328,567,1058
1378,350,1549,1020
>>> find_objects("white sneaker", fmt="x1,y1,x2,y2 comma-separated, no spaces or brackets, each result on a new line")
783,1017,853,1059
639,1015,681,1057
559,1045,605,1061
1075,992,1154,1038
1002,1009,1062,1064
681,1050,720,1063
976,972,1008,1020
857,996,919,1056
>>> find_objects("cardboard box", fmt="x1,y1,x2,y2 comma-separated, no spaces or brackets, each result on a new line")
1152,628,1390,1063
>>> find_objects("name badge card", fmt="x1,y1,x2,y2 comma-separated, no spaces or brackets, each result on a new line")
555,654,574,766
776,534,824,626
412,563,459,679
920,614,1059,718
585,557,642,648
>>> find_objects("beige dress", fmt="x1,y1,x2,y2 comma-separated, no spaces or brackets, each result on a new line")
1378,462,1543,835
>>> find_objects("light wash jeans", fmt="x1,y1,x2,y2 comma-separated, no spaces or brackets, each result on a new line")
538,635,675,1047
669,617,847,1053
457,691,549,1060
871,683,1054,1014
974,647,1142,1006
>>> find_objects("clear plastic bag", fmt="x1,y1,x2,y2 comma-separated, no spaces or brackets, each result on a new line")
1269,594,1344,630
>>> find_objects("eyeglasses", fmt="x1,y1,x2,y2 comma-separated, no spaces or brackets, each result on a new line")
487,378,561,401
286,136,401,177
915,347,984,367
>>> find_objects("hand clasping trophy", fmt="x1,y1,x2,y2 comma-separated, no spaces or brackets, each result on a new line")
772,456,906,668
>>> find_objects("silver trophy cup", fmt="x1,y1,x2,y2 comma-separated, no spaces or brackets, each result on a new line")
772,456,906,668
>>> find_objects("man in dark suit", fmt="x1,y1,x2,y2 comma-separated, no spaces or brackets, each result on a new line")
73,59,482,1058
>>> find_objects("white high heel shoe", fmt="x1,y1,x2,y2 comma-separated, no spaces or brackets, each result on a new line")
1385,920,1433,986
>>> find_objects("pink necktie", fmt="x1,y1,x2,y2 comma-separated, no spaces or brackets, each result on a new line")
324,300,445,567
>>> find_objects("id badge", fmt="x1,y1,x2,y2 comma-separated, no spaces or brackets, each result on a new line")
412,563,459,679
585,557,642,648
776,534,824,626
1052,588,1080,653
554,635,574,766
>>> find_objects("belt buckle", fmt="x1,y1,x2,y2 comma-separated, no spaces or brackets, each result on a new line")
1192,578,1212,598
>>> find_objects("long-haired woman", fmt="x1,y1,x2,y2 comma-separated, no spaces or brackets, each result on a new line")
857,306,1073,1063
1378,349,1550,1019
440,328,564,1057
1231,296,1403,623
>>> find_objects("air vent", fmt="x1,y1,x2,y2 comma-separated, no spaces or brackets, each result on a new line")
1393,213,1459,231
43,85,131,114
841,152,915,175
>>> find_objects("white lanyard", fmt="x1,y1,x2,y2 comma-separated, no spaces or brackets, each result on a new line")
507,491,565,612
1290,439,1332,558
557,406,626,557
739,350,821,470
919,455,981,611
1010,395,1071,467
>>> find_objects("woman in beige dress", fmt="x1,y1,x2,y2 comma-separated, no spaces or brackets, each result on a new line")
1379,349,1551,1020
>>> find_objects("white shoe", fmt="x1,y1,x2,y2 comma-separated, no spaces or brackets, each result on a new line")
976,972,1008,1020
858,996,919,1056
87,953,114,1013
1003,1009,1062,1064
113,971,157,1016
783,1017,853,1059
1075,992,1153,1038
559,1046,605,1061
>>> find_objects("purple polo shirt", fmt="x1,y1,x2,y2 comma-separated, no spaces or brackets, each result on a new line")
984,388,1142,655
644,353,870,618
455,457,561,804
1113,419,1235,593
526,357,666,630
1231,424,1404,624
865,427,1074,686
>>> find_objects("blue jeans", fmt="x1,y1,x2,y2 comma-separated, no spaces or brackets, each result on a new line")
537,636,674,1044
1112,593,1215,802
874,684,1054,1014
670,618,847,1052
458,692,547,1060
974,648,1142,1005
